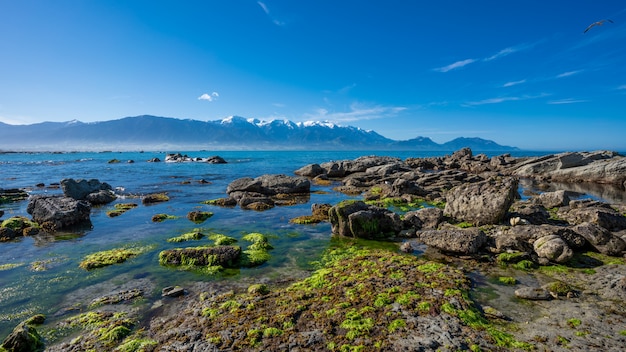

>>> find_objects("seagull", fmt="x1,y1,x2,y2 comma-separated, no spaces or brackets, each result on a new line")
584,19,614,33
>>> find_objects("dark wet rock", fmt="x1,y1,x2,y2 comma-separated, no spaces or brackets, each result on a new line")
162,286,186,298
206,155,227,164
147,157,161,162
186,210,214,223
0,188,29,203
514,286,552,300
572,222,626,256
236,193,275,210
159,246,241,267
60,178,115,204
400,242,413,253
26,195,91,231
91,289,144,306
328,200,402,239
416,228,487,254
403,207,444,230
533,235,573,263
142,193,170,205
1,321,44,352
0,226,18,241
444,176,518,226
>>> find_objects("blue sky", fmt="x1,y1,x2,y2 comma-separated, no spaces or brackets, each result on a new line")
1,1,625,150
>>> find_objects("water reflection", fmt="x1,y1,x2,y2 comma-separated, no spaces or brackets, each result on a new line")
519,178,626,204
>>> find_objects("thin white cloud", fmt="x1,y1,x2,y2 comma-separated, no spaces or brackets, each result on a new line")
433,59,476,73
502,79,527,87
257,1,285,26
547,98,588,105
484,47,517,61
304,103,407,123
617,85,626,90
198,92,219,102
463,93,549,106
556,70,583,78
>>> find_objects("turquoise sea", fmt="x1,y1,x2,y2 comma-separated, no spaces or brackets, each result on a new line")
0,149,612,339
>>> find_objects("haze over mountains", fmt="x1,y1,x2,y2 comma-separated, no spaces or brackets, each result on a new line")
0,115,519,152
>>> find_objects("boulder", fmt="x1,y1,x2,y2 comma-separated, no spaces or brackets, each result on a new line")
227,174,310,196
444,176,518,226
205,156,227,164
328,200,402,239
560,205,626,231
60,178,115,204
26,195,91,231
495,224,585,253
1,321,44,352
416,228,487,255
159,246,241,267
537,190,570,209
572,223,626,256
294,163,325,177
0,227,18,241
403,207,444,230
533,235,573,263
508,201,550,225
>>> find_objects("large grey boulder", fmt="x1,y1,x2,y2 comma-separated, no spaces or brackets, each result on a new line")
572,223,626,256
444,176,518,226
61,178,115,204
537,190,571,209
26,195,91,231
227,174,310,196
328,200,402,239
416,228,487,254
1,321,44,352
560,205,626,231
403,207,444,230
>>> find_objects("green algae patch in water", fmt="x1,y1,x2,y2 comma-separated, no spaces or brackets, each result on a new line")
79,245,155,270
0,263,24,271
151,247,524,351
166,230,204,243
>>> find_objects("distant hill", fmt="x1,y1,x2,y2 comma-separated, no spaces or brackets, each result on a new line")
0,115,519,152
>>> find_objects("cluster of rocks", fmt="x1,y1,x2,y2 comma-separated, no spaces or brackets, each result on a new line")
293,149,626,265
0,179,117,239
163,153,227,164
210,174,311,210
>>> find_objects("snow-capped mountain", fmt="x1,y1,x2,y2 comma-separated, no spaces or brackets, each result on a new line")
0,115,519,151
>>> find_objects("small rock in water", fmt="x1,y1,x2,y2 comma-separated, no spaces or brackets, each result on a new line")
514,286,552,300
400,242,413,253
162,286,185,298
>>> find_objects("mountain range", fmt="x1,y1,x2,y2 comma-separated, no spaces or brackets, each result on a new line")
0,115,519,152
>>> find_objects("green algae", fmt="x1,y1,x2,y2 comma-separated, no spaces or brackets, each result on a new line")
157,246,518,350
166,230,204,243
106,203,138,217
209,233,238,246
79,245,154,270
151,213,178,222
0,263,24,271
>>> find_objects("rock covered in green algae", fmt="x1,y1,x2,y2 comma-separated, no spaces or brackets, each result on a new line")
328,200,402,239
149,247,517,351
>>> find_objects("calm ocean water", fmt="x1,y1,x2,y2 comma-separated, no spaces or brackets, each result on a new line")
0,149,598,337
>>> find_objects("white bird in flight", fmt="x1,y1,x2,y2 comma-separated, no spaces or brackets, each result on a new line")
584,19,614,33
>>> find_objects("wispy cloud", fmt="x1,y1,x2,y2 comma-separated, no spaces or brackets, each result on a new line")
433,59,476,73
257,1,285,26
463,93,549,106
617,84,626,90
304,103,406,122
502,79,527,87
547,98,588,105
198,92,219,102
556,70,583,78
484,47,517,61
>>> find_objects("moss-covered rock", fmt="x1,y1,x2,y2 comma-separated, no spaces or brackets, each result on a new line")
158,246,241,269
142,193,169,205
151,247,522,351
79,246,153,270
167,230,204,243
186,211,214,224
151,213,178,222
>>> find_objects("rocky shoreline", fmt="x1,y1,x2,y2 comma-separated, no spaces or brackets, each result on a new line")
2,148,626,351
